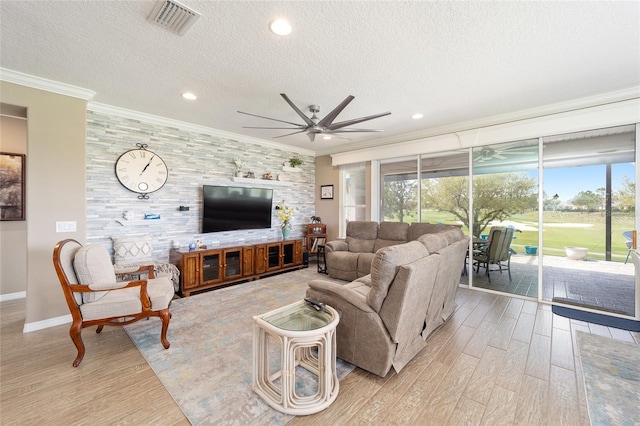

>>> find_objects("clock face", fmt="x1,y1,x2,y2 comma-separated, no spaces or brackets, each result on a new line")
115,149,168,195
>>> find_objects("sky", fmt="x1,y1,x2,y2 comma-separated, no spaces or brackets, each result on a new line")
538,162,635,203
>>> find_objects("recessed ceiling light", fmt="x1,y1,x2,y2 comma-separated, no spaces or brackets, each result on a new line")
323,135,332,140
269,18,292,36
411,113,424,120
182,92,197,100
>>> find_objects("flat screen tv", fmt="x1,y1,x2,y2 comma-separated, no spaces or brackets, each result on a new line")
202,185,273,233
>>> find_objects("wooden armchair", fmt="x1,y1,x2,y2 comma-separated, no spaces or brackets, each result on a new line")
53,239,173,367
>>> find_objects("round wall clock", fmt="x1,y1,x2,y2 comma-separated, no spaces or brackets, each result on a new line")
115,146,168,198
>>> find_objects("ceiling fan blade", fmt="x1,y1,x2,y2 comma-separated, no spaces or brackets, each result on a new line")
317,95,354,127
238,110,303,127
280,93,315,126
243,126,305,130
494,154,507,160
273,130,307,138
327,128,384,133
328,111,391,131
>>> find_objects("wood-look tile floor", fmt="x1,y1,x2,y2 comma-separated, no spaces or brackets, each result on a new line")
2,288,638,425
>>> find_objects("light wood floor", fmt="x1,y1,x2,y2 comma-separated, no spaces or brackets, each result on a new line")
2,288,638,425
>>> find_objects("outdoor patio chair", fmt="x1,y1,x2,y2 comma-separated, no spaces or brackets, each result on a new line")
472,226,515,282
623,231,634,264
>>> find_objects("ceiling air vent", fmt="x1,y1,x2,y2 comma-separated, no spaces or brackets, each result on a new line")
147,0,201,36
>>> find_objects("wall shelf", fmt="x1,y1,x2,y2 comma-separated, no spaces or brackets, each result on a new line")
282,166,302,173
115,219,163,226
232,176,291,186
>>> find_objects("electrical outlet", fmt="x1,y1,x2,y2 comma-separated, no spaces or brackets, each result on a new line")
56,221,76,233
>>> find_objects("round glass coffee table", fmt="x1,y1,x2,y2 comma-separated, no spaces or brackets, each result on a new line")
252,300,340,415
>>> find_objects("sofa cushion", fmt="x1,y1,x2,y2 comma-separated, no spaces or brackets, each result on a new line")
345,221,379,253
378,222,410,241
347,237,376,253
347,221,380,239
373,221,410,252
408,223,446,241
368,241,429,312
357,253,376,277
418,227,465,253
74,244,117,303
418,232,449,253
112,234,153,265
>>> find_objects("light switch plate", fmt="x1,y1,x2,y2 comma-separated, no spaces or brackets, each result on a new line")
56,221,76,233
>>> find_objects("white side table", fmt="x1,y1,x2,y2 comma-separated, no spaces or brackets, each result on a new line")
252,300,340,415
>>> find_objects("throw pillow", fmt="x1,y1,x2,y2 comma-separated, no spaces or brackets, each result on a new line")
112,234,153,265
74,244,117,303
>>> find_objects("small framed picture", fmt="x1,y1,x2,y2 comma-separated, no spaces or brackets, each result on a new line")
0,152,26,221
320,185,333,200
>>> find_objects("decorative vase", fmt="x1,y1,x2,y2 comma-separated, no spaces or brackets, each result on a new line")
282,225,291,239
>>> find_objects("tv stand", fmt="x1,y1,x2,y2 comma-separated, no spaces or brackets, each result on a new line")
170,238,303,296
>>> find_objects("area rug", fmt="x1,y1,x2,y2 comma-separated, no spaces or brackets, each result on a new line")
124,268,354,425
576,331,640,425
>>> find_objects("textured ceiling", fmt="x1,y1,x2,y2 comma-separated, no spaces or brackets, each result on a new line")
1,1,638,155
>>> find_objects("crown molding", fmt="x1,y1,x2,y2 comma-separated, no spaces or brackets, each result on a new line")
88,102,316,157
0,68,96,100
316,86,640,157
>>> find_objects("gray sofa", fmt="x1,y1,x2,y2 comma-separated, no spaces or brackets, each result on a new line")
325,221,460,281
306,226,468,377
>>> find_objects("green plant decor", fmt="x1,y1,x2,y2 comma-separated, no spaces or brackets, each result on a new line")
288,156,304,168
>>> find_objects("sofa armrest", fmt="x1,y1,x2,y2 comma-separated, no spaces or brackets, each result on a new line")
307,280,374,313
326,240,348,253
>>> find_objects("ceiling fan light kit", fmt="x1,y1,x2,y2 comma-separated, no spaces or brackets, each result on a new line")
238,93,391,142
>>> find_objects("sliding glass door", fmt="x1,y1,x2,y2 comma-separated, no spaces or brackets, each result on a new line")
469,139,539,296
541,125,636,316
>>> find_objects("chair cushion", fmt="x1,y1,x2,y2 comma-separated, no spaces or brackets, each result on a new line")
74,245,117,303
79,276,173,321
112,234,153,265
368,241,429,312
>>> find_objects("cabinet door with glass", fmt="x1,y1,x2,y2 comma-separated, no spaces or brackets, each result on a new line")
266,242,282,271
200,250,223,286
223,248,243,281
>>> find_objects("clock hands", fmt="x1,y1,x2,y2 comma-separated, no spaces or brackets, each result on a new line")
140,155,155,175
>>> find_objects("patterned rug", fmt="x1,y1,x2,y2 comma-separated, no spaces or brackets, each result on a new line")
577,332,640,425
124,268,354,425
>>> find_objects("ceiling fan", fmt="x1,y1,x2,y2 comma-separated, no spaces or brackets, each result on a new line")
474,145,537,163
238,93,391,142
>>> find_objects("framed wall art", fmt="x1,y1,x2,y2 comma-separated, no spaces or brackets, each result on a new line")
0,152,25,221
320,184,334,200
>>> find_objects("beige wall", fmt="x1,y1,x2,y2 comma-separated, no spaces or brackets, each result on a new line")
314,155,340,241
0,82,87,326
0,115,27,295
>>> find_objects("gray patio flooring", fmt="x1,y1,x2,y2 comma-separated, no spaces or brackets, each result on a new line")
461,252,636,316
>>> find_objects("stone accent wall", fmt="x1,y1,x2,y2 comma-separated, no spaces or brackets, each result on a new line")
86,111,315,262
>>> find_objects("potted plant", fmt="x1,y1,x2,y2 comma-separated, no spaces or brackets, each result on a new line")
288,156,304,168
276,202,295,239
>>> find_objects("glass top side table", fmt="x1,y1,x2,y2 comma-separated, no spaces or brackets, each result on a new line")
252,300,340,415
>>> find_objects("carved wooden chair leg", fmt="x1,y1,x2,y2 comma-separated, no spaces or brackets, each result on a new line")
70,323,85,367
159,309,171,349
96,325,104,333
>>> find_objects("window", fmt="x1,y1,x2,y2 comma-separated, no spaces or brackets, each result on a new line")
340,164,366,237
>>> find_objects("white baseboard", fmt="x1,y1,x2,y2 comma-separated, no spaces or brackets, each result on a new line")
23,314,71,333
0,291,26,302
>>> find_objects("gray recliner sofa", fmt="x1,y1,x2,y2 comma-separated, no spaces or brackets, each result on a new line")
325,221,460,281
307,226,468,377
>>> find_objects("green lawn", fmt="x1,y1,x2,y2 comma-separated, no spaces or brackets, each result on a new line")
411,210,635,262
